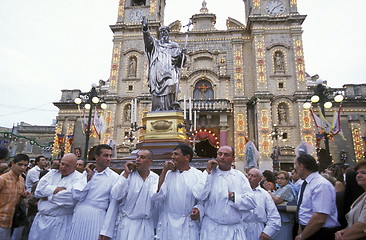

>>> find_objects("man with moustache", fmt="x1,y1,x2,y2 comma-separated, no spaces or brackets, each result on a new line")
198,145,256,240
108,149,159,239
245,168,281,240
152,143,203,240
28,153,83,240
68,144,119,240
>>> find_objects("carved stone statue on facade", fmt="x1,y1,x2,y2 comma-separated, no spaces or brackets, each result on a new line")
142,16,186,111
125,104,131,122
274,51,285,72
278,104,287,125
128,57,137,77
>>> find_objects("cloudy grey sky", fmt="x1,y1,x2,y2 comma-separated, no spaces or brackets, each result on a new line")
0,0,365,128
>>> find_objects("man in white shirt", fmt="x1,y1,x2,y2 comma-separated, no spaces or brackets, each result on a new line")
68,144,119,240
28,153,83,240
198,145,256,240
110,149,159,239
152,143,203,240
25,156,46,191
294,153,340,240
245,168,281,240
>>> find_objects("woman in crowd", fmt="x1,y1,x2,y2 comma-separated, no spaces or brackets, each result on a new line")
261,170,277,192
326,163,345,192
335,161,366,240
268,170,296,240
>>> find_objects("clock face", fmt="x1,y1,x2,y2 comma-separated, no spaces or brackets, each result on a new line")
129,9,144,23
265,0,285,15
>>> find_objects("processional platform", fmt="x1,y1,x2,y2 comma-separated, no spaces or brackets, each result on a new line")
111,110,211,171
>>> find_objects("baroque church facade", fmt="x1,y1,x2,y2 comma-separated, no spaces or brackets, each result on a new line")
53,0,365,171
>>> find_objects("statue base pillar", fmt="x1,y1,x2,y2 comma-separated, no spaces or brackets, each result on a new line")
136,111,188,159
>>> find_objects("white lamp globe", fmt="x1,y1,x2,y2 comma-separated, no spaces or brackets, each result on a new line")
311,95,320,103
324,102,332,108
334,94,344,103
74,98,82,105
92,97,100,104
303,102,312,109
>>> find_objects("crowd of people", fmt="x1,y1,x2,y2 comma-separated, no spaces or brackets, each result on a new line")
0,143,365,240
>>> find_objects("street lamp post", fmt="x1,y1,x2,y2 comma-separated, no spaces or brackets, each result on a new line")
74,85,107,161
271,125,282,171
303,79,344,170
314,83,331,169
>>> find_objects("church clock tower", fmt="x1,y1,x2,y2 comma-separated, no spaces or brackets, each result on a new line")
244,0,308,170
117,0,165,25
102,0,166,151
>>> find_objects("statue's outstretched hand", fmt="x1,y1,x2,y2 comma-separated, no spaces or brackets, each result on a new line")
142,16,148,31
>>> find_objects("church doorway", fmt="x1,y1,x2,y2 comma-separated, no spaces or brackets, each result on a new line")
192,129,219,158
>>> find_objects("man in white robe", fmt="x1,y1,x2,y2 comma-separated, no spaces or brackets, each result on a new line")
109,149,159,239
28,153,83,240
197,146,256,240
25,155,46,191
68,144,119,240
152,143,203,240
244,168,281,240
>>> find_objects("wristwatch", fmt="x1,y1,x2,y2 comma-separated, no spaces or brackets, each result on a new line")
229,192,235,202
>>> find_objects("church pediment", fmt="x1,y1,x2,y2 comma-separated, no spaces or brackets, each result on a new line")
188,69,219,80
168,20,182,32
189,49,217,57
266,43,291,50
226,17,245,29
122,48,144,56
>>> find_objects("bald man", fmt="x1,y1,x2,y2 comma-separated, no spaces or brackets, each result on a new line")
245,168,281,240
28,153,84,240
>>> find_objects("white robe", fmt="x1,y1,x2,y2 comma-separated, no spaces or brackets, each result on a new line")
28,170,84,240
68,167,119,240
243,186,281,239
25,165,42,191
152,167,204,240
109,170,159,240
196,169,256,240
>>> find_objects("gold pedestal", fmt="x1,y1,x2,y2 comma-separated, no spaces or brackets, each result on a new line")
139,111,187,141
136,111,188,158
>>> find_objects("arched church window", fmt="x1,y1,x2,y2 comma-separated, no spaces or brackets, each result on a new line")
128,56,137,77
277,103,288,125
193,80,214,100
132,0,146,6
273,51,285,73
124,104,131,122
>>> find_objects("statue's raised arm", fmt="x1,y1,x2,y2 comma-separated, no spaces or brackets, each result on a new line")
141,16,148,32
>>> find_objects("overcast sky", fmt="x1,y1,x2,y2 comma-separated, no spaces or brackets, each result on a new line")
0,0,365,128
